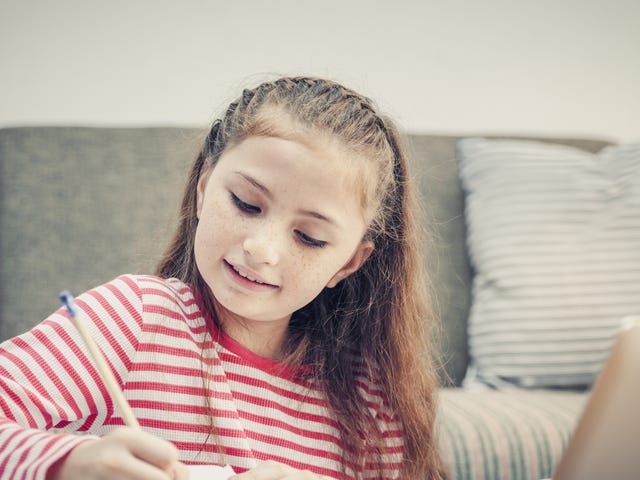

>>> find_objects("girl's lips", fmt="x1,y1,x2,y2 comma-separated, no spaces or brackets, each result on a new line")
223,260,279,290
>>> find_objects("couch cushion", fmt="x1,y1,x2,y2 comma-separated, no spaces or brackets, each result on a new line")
405,135,614,386
457,138,640,388
438,387,588,480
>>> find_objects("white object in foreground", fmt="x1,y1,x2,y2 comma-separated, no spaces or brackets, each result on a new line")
188,464,235,479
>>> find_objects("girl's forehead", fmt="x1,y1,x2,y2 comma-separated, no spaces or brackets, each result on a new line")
218,103,386,219
220,134,356,185
217,134,377,223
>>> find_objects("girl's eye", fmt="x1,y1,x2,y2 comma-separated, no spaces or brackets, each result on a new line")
296,230,327,248
231,193,261,214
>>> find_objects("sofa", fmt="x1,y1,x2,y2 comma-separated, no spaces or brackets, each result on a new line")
2,126,633,479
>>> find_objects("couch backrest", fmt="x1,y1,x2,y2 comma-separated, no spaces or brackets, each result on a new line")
0,127,203,339
0,127,612,385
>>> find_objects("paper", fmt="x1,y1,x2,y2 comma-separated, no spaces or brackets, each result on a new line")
187,464,235,479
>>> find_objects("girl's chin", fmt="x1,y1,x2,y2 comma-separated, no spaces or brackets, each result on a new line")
210,292,290,326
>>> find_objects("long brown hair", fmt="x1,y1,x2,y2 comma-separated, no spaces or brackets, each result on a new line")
157,77,445,479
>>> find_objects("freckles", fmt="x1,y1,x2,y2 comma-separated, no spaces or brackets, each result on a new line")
209,198,239,230
297,255,331,285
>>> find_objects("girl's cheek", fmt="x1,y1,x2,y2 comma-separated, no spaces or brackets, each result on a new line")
209,198,235,228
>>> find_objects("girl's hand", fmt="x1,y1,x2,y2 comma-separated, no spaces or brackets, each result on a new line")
47,427,188,480
230,460,332,480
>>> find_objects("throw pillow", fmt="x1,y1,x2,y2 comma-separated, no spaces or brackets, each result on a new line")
457,138,640,388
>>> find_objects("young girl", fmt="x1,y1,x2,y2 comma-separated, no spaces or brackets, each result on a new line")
0,77,445,479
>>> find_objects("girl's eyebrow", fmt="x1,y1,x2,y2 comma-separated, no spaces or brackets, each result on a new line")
235,171,272,199
233,171,338,227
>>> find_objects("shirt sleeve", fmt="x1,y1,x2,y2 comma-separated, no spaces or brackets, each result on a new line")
0,275,144,480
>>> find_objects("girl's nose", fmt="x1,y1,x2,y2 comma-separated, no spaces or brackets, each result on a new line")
242,226,281,266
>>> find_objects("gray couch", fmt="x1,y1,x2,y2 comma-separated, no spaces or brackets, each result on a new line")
1,127,607,479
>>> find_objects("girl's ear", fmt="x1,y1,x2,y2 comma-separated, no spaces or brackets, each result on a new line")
326,240,375,288
196,167,212,219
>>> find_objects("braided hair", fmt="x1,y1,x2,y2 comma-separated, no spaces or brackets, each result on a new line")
157,77,445,479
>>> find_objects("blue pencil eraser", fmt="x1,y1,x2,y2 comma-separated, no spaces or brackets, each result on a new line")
59,290,78,317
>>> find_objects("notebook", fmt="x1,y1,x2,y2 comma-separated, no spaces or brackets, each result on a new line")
552,322,640,480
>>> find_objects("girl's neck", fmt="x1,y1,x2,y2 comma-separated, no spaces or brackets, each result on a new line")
213,301,290,361
224,321,288,360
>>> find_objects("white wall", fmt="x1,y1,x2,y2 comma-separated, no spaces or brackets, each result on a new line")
1,0,638,142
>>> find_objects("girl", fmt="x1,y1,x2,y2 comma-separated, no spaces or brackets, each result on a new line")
0,77,445,479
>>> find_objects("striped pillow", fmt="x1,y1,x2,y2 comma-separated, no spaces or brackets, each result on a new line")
457,138,640,388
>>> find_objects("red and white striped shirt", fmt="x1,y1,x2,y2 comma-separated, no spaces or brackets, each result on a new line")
0,275,403,479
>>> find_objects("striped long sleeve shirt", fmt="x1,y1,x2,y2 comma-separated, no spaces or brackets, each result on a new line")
0,275,403,479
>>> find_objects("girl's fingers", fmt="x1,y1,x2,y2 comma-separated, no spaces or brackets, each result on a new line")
110,427,181,470
109,455,176,480
170,461,190,480
55,429,183,480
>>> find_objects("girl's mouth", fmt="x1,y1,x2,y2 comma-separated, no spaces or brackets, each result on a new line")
224,260,279,290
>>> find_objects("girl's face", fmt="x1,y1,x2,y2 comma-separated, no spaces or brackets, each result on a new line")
194,135,374,332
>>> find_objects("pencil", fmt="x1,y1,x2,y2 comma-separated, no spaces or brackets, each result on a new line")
59,290,140,429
